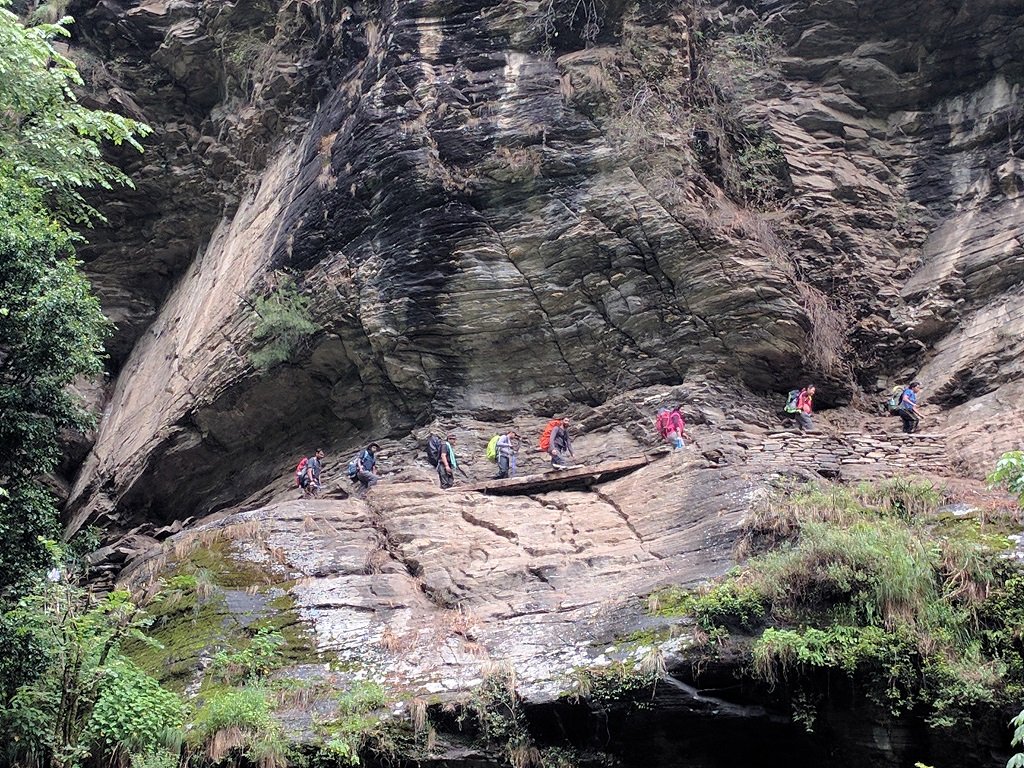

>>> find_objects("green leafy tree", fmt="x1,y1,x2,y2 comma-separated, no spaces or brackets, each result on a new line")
0,0,149,595
0,178,109,592
0,0,150,733
0,3,151,222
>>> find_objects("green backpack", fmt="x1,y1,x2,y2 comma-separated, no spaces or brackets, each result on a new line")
485,435,500,461
886,385,905,412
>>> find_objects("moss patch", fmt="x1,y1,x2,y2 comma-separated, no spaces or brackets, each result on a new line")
127,535,320,692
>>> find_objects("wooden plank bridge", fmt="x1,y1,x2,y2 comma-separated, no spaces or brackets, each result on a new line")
462,455,654,495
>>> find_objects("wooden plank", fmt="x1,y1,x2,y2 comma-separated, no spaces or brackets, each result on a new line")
464,456,653,496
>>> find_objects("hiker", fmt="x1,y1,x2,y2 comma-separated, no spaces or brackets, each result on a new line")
300,448,325,497
548,417,575,468
495,430,519,479
897,381,923,434
437,434,459,489
656,406,688,449
794,385,816,433
668,407,688,448
355,443,381,490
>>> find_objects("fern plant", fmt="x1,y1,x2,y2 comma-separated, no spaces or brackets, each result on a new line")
248,278,317,369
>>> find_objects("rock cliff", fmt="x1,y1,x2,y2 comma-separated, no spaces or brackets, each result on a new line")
42,0,1024,762
61,0,1022,534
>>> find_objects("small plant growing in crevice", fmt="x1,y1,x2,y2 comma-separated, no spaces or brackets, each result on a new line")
314,680,392,766
461,664,541,768
248,277,317,370
211,627,286,683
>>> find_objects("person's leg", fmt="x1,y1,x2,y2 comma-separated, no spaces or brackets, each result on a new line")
550,451,567,467
496,455,509,479
908,411,921,434
795,412,812,432
899,409,913,433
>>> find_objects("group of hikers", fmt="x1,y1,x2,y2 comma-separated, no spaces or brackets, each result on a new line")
785,380,924,434
294,381,925,497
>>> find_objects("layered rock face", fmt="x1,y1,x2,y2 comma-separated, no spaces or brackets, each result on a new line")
63,0,1022,541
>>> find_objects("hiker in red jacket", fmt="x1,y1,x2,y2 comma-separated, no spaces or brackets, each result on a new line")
795,385,816,433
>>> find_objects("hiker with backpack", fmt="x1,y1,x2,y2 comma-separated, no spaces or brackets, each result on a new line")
546,418,576,468
897,381,923,434
437,434,461,489
784,385,816,433
350,443,381,491
299,448,325,497
655,407,688,449
494,430,519,479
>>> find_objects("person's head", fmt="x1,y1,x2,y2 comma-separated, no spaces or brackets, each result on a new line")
368,442,380,454
507,430,519,439
561,416,571,427
910,381,922,391
805,385,816,395
446,433,456,443
315,449,325,459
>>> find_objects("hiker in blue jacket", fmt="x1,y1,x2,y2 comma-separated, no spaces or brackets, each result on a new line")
356,443,381,489
898,382,923,434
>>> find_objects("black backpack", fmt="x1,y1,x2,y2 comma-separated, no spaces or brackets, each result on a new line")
425,433,442,467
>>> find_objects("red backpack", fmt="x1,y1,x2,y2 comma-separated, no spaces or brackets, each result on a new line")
538,419,562,451
294,456,309,486
655,410,672,439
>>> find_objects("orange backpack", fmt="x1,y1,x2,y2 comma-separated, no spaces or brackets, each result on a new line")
538,419,562,451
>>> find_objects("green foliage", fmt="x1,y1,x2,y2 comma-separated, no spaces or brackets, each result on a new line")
1009,708,1024,768
690,581,765,631
336,680,386,716
249,277,318,369
0,178,110,592
735,132,787,209
0,578,183,768
565,661,658,710
0,3,150,222
86,659,184,760
988,451,1024,507
191,685,274,740
314,681,390,766
211,627,286,683
673,479,1023,730
459,667,543,768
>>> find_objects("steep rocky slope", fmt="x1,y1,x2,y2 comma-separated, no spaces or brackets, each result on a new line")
59,0,1022,536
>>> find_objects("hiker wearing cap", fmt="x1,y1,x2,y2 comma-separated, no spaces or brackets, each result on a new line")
438,434,459,489
356,442,381,489
898,381,923,434
548,417,575,468
495,430,519,479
